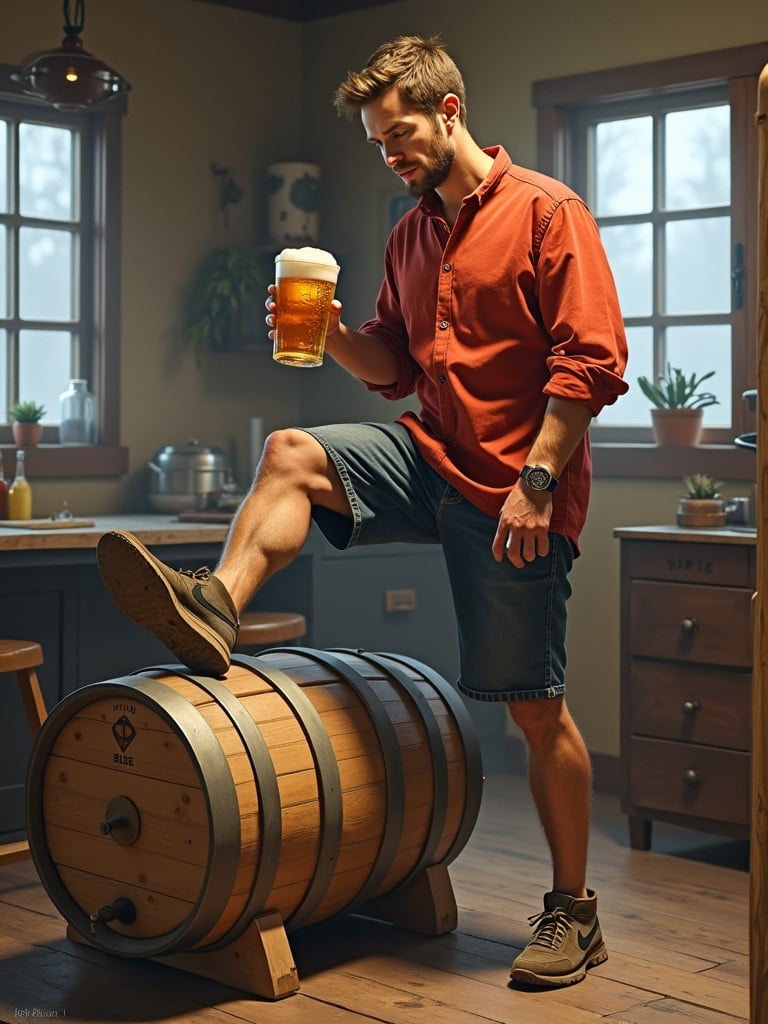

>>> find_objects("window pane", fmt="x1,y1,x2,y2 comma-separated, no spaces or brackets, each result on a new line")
19,227,74,320
600,223,653,317
0,225,6,317
665,217,730,314
666,323,732,427
0,330,6,422
594,116,653,216
19,330,71,421
0,121,7,214
594,325,653,426
665,105,730,211
19,122,75,221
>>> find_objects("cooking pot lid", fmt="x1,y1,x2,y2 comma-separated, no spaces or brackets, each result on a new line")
151,437,229,469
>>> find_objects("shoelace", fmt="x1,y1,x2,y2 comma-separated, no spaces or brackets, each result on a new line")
526,907,572,950
178,566,212,580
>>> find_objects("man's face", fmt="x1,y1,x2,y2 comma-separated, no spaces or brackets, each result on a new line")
361,88,455,198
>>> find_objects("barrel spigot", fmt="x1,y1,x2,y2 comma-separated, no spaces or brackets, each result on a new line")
89,897,136,935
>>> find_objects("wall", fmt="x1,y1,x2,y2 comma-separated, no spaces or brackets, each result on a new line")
3,0,766,760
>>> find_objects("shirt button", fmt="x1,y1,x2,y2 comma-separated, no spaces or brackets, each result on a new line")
438,374,446,383
444,434,453,443
439,320,449,330
443,263,451,272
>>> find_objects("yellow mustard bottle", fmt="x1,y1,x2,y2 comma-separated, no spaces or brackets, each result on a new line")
8,449,32,521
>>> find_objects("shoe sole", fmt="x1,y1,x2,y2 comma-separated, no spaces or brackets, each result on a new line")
509,943,608,988
97,530,231,677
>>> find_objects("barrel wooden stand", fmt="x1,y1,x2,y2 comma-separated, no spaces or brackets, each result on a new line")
28,648,482,1001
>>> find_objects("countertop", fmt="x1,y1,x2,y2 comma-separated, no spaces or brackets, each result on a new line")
613,524,757,545
0,514,232,552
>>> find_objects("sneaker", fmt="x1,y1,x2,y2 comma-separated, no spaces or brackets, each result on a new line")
96,530,239,677
509,889,607,987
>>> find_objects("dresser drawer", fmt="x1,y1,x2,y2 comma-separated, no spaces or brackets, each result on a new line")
630,659,751,750
629,580,753,667
629,737,749,826
625,540,753,586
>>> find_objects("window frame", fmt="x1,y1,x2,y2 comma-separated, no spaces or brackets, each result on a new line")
533,43,765,481
0,63,127,478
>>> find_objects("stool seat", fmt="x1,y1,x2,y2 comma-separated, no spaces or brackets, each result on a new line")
235,611,307,650
0,638,48,866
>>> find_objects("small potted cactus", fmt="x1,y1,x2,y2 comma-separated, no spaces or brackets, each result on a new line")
8,400,46,448
677,473,726,527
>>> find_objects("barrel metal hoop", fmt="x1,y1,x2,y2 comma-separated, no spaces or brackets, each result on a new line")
26,676,241,958
371,652,485,865
167,671,283,951
230,654,342,933
332,650,449,885
266,647,406,909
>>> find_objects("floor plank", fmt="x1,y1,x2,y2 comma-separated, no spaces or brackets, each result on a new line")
0,772,749,1024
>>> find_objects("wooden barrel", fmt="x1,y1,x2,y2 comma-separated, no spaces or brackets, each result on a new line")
26,647,483,958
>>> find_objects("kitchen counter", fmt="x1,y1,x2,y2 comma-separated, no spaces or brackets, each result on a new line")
613,524,756,545
0,514,231,552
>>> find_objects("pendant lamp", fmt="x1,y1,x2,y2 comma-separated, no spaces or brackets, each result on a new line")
13,0,130,111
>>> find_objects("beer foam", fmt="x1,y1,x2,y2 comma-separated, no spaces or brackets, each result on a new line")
276,246,340,283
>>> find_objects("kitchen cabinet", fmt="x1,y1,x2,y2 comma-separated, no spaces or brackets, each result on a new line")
614,525,755,849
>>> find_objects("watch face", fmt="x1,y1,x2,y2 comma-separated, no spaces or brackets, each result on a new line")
525,467,551,490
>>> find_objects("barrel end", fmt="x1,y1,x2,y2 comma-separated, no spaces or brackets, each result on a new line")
356,863,458,936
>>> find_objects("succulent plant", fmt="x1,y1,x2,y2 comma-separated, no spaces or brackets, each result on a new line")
638,365,718,410
8,400,46,422
682,473,722,499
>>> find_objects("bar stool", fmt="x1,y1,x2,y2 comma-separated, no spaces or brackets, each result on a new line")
0,639,48,865
234,611,307,652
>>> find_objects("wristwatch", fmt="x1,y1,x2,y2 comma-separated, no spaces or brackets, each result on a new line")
520,464,559,493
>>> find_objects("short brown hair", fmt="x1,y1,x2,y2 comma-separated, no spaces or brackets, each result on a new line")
334,35,467,124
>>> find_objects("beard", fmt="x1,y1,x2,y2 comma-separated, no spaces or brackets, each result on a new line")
403,125,455,198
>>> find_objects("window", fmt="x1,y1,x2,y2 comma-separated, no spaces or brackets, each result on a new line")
534,43,765,479
0,65,127,476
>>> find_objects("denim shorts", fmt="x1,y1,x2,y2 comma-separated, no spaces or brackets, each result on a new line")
302,422,574,702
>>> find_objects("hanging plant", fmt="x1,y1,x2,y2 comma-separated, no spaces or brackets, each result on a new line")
182,247,266,365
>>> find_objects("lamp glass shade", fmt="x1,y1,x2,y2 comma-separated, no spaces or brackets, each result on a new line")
16,40,130,111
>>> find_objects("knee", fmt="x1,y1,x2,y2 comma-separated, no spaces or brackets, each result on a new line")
258,428,324,480
507,697,565,746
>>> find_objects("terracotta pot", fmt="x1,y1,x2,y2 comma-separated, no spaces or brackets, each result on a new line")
651,408,704,446
676,497,726,527
12,422,43,448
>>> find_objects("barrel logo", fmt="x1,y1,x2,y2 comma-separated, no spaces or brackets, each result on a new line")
112,715,136,753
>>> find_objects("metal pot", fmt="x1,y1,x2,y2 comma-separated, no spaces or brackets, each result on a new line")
148,438,230,513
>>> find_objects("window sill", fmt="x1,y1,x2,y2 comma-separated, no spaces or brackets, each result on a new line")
0,445,129,478
592,442,756,481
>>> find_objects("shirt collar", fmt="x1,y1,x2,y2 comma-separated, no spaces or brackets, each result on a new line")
417,145,513,217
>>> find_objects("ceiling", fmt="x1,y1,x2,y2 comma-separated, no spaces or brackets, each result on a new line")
191,0,400,21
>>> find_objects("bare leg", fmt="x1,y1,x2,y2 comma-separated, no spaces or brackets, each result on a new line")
508,696,591,897
214,428,351,613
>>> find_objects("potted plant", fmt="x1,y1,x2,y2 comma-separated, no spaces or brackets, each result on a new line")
677,473,726,527
182,246,267,366
8,401,46,448
637,364,719,446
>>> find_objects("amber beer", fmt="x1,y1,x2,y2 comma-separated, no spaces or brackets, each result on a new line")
274,247,340,367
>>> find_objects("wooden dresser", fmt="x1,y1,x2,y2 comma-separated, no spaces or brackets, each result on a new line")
614,525,756,850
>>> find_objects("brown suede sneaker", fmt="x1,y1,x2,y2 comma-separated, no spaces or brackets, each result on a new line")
509,889,607,987
97,530,239,677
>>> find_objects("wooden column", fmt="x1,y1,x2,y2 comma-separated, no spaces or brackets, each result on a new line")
751,61,768,1024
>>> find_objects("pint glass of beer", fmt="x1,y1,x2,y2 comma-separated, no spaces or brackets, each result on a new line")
273,247,340,367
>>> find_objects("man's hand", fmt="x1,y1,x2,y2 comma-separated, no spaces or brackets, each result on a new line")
492,481,553,567
265,284,343,341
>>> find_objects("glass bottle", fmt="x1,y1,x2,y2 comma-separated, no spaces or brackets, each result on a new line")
59,379,97,445
8,450,32,521
0,458,7,519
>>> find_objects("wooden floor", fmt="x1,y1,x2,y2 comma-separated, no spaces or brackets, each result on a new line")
0,772,749,1024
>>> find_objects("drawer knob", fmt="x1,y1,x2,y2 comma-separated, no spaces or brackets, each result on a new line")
682,768,701,788
682,700,701,717
680,617,698,634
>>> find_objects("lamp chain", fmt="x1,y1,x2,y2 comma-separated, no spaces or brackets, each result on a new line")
63,0,85,40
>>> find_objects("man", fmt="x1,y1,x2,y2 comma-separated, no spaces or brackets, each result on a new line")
97,35,627,988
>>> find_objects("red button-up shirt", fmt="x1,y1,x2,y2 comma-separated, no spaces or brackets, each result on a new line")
359,146,628,549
